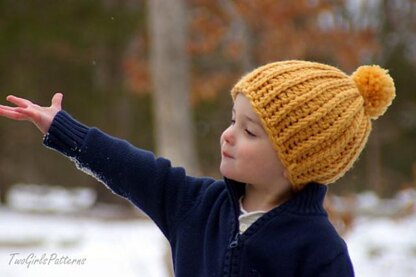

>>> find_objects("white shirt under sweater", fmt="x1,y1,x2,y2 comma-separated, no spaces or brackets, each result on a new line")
238,197,266,234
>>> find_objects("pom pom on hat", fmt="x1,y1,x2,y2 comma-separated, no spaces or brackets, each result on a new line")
351,65,396,119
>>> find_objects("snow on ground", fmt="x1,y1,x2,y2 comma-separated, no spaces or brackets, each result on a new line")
1,184,416,276
0,208,168,277
346,214,416,277
7,184,97,213
0,184,169,277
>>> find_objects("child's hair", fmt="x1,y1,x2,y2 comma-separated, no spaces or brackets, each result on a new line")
231,60,395,191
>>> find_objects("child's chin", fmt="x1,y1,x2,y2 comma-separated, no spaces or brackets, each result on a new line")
220,167,242,182
219,165,233,179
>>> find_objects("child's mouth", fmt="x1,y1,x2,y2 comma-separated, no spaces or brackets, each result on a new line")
222,151,234,159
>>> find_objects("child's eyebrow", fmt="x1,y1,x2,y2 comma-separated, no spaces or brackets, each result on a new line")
232,108,261,126
244,115,261,125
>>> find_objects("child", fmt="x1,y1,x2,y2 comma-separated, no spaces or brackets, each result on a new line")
0,60,395,276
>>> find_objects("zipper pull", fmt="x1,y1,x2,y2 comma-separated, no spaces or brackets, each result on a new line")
229,233,239,248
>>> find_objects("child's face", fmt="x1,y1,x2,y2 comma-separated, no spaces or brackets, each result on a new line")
220,94,288,188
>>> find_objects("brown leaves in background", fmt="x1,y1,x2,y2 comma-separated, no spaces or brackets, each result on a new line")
124,0,378,102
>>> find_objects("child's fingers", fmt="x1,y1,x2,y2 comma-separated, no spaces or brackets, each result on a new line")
0,106,27,120
0,105,17,111
6,95,33,108
15,107,37,120
51,93,63,109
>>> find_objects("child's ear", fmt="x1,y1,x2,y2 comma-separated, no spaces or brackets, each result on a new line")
283,170,289,180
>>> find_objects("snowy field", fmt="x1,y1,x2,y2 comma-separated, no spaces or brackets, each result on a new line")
347,215,416,276
0,184,415,277
0,208,168,277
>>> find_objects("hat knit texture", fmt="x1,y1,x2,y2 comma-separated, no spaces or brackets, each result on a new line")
231,60,395,191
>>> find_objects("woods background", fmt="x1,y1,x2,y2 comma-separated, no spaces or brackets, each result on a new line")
0,0,415,205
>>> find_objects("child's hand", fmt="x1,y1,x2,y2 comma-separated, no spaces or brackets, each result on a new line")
0,92,63,134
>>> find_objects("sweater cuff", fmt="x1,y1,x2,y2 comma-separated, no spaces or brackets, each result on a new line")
43,110,89,157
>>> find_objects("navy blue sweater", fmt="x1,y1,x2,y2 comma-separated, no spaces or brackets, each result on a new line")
43,111,354,277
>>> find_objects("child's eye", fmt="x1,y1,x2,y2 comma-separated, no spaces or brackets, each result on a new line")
245,129,256,137
230,119,236,125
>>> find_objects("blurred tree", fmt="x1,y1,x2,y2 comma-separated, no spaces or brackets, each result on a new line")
376,0,416,195
125,0,378,101
0,0,149,204
147,0,200,175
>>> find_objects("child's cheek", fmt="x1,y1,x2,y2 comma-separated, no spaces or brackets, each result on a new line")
238,145,256,164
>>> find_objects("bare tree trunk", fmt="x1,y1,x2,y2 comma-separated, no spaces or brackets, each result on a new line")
366,123,384,196
147,0,200,176
363,0,388,197
363,0,399,197
148,2,200,273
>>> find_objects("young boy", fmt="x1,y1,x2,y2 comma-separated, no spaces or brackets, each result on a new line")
0,60,395,276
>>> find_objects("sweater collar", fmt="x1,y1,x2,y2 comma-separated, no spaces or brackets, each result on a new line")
224,178,327,216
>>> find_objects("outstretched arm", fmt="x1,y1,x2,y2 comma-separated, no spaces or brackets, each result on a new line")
0,93,63,134
1,92,214,238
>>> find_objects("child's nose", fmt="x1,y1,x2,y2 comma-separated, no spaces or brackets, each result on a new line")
222,126,235,145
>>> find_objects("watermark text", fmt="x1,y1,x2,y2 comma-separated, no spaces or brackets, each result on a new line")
9,252,87,269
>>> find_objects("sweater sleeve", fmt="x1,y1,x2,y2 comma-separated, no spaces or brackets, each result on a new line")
318,251,355,277
43,110,215,238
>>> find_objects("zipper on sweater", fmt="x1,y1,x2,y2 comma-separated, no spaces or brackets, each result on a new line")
229,232,239,248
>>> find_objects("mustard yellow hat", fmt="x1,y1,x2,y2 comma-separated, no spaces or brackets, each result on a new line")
231,60,395,191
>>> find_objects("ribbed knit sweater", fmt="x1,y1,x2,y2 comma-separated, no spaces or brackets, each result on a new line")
43,111,354,277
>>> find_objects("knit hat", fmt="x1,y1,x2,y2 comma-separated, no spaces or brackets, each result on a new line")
231,60,395,191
